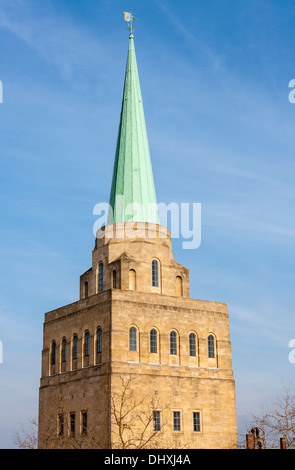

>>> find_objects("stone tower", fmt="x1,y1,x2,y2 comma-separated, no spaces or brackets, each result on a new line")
38,30,237,449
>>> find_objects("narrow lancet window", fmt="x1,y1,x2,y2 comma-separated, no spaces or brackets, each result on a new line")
176,276,183,296
84,281,88,298
150,329,158,354
129,269,136,291
97,328,102,354
113,270,117,289
99,262,103,291
152,260,159,287
72,334,78,361
129,327,137,351
208,334,215,358
51,341,56,366
61,338,67,363
189,333,196,357
84,331,90,357
170,331,177,355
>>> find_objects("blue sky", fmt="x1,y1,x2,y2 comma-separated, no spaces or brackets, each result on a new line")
0,0,295,448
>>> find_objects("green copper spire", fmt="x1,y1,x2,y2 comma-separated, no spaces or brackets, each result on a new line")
107,32,159,225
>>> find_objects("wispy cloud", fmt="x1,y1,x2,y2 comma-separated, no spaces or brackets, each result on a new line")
153,0,225,70
204,203,295,243
0,0,110,88
230,303,288,338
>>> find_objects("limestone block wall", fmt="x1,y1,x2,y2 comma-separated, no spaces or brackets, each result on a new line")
39,289,237,449
110,369,237,449
41,291,112,379
109,290,237,449
39,222,237,449
38,369,110,449
110,290,233,370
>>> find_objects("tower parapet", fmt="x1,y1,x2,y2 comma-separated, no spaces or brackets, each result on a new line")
80,222,190,299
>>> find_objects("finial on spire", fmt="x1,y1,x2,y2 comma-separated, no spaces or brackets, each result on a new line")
124,9,136,35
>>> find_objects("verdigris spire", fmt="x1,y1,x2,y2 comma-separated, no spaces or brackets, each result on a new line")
107,31,159,225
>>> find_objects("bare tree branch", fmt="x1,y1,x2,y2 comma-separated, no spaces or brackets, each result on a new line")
247,383,295,449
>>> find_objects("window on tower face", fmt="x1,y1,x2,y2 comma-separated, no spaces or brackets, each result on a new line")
96,328,102,354
176,276,183,296
189,333,196,357
61,338,67,363
170,331,177,355
129,327,137,352
208,334,215,358
81,411,87,435
129,269,136,291
84,331,90,357
153,411,161,431
51,341,56,366
193,412,201,432
152,260,159,287
99,263,103,291
173,411,181,431
112,270,117,289
84,281,88,298
150,329,158,354
58,413,64,436
69,412,75,436
72,334,78,361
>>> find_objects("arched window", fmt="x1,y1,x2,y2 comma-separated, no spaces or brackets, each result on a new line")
97,328,102,354
129,327,137,352
72,334,78,361
84,331,90,357
150,329,158,354
176,276,183,296
152,260,159,287
113,270,117,289
99,263,103,291
51,341,56,365
61,338,67,363
84,281,88,298
189,333,196,357
170,331,177,355
208,334,215,358
129,269,136,291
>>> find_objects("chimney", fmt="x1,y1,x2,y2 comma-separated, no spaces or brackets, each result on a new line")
246,433,255,449
280,438,287,449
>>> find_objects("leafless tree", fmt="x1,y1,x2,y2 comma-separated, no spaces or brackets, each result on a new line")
14,394,107,449
14,374,182,449
245,383,295,449
13,416,39,449
110,374,170,449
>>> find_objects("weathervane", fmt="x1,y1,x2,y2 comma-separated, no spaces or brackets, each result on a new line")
124,9,137,34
